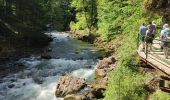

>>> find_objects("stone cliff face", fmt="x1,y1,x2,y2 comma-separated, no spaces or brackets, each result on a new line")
144,0,170,23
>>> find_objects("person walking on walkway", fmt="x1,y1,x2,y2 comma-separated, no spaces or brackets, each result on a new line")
148,21,156,39
139,23,147,50
160,24,170,59
145,25,154,52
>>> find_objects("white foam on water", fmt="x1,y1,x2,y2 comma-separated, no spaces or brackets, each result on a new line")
71,68,95,80
0,58,95,100
0,32,98,100
45,31,69,42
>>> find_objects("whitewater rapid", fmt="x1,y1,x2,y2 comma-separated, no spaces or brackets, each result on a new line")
0,32,100,100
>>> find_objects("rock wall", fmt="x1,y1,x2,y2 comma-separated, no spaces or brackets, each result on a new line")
144,0,170,23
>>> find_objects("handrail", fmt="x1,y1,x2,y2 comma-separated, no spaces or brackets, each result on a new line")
138,34,170,65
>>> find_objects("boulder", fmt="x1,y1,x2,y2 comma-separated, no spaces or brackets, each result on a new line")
55,75,86,97
48,37,53,42
41,53,51,59
95,56,116,79
8,84,15,88
96,56,116,69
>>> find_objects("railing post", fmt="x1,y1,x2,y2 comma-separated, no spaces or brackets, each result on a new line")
137,33,139,49
146,43,148,59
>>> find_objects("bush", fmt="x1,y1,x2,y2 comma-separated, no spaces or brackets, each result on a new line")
104,65,148,100
150,91,170,100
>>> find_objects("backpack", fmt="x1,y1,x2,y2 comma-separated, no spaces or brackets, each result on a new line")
163,28,170,40
146,30,152,37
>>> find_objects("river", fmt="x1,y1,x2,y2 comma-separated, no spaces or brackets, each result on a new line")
0,31,101,100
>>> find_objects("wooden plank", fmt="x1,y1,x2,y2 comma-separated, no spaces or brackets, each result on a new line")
137,50,170,76
137,46,170,76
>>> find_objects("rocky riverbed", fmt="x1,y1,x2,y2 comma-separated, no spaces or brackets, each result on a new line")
0,31,106,100
55,55,117,100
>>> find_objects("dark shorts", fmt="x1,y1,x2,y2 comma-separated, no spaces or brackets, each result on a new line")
145,36,153,44
151,34,155,39
161,40,170,47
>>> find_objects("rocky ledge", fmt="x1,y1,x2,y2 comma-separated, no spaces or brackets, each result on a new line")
55,55,117,100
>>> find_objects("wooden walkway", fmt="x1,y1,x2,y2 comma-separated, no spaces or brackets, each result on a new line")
137,39,170,76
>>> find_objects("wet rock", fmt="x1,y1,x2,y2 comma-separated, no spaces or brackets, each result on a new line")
55,75,86,97
33,77,44,84
78,57,84,60
64,94,86,100
47,48,52,52
75,51,79,54
66,36,70,38
23,83,26,86
84,66,92,69
41,53,51,59
48,37,53,42
8,84,15,88
16,63,25,67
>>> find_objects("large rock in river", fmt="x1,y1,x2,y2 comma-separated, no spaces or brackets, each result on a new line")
95,56,116,79
55,75,86,97
41,52,51,59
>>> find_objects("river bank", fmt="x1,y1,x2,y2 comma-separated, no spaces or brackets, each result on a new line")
0,35,53,78
0,31,104,100
66,31,170,99
54,31,120,99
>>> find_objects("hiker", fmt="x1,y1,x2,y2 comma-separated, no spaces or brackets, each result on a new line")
139,23,147,50
148,21,156,39
160,24,170,59
152,21,157,29
160,24,167,50
145,25,154,51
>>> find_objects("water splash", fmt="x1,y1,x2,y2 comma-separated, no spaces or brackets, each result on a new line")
0,32,100,100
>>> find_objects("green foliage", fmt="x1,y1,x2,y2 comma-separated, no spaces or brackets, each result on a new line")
97,0,146,41
104,66,148,100
71,0,166,99
97,0,159,100
0,0,168,99
70,0,97,33
70,12,88,30
150,91,170,100
0,0,73,34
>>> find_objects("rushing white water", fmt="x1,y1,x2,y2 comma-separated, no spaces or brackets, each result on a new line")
0,31,100,100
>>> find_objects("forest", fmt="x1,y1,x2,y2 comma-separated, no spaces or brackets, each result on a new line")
0,0,170,100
